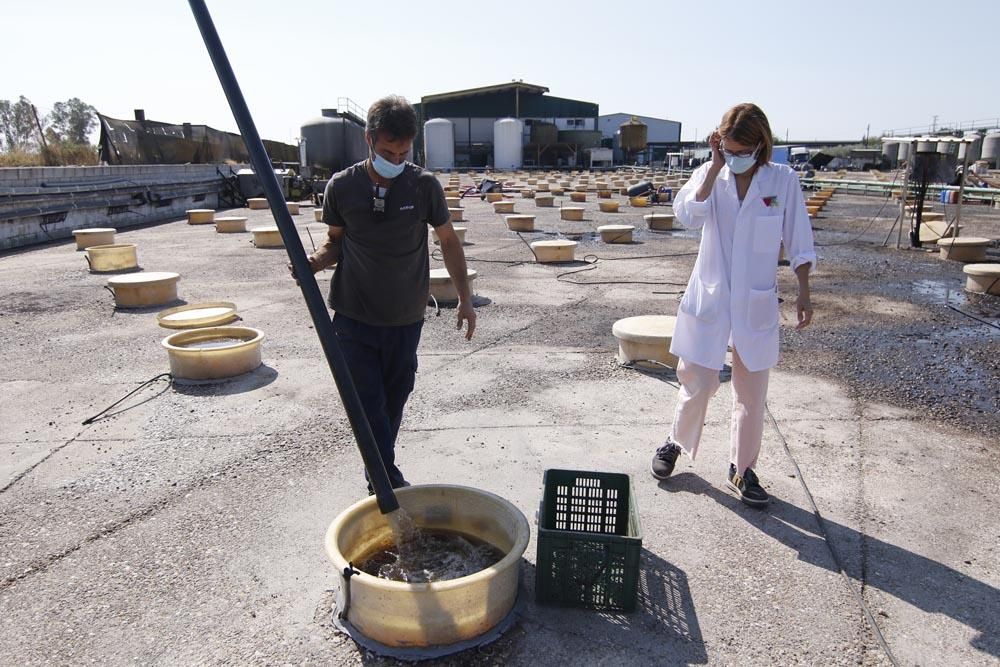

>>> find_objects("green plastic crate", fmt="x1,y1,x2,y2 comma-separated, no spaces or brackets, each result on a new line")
535,469,642,611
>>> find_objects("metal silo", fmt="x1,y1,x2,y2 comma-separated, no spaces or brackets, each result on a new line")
530,121,558,146
897,141,911,164
493,118,523,170
981,130,1000,167
424,118,455,170
619,116,648,155
882,140,899,167
300,109,368,173
936,139,957,156
916,139,937,153
958,132,982,163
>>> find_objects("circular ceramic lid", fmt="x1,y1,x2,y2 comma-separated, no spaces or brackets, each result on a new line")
252,226,280,233
561,206,584,210
73,227,115,235
156,301,239,329
936,236,990,246
963,263,1000,276
613,315,678,343
186,209,214,214
108,271,180,286
429,268,477,282
644,214,674,219
531,240,577,248
214,216,248,222
599,225,635,232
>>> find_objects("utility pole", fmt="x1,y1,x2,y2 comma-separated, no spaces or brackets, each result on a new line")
931,115,938,133
31,104,52,166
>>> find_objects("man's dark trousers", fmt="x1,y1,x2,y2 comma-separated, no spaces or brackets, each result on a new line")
332,312,423,488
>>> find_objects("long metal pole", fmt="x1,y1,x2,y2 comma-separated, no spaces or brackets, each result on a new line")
188,0,398,514
953,145,970,240
896,141,913,249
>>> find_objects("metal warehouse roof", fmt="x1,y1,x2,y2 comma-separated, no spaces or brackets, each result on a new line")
421,82,549,103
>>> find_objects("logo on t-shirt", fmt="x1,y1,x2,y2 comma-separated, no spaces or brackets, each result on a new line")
399,204,415,211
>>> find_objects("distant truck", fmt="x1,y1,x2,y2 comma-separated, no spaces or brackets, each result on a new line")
771,145,810,165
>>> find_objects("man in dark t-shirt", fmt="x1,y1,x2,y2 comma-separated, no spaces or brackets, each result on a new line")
304,95,475,491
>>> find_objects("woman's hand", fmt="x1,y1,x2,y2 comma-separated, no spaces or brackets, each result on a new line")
709,130,724,172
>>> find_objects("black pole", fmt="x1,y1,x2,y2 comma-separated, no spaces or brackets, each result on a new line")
188,0,398,514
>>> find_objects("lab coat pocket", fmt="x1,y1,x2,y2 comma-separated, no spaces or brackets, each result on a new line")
753,215,782,254
680,278,719,323
747,287,778,331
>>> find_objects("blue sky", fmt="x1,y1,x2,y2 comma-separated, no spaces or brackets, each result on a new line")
5,0,998,144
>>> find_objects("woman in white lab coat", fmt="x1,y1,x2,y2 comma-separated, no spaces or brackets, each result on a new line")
650,103,816,506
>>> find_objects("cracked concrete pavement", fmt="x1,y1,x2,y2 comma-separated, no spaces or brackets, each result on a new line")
1,177,998,665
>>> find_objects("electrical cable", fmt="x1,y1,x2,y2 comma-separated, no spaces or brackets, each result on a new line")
764,403,900,666
615,359,900,665
946,302,1000,330
81,373,173,425
817,171,900,247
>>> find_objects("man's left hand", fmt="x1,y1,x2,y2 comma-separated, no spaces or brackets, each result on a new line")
456,299,476,340
795,293,813,330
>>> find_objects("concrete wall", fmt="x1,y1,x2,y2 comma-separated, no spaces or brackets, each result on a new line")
0,164,247,250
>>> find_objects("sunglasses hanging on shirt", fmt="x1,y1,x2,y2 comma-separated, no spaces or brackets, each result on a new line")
372,184,388,219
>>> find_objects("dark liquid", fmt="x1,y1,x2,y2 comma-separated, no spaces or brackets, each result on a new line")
179,337,248,349
358,529,506,583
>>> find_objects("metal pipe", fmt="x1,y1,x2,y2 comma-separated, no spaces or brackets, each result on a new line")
954,148,970,239
187,0,399,514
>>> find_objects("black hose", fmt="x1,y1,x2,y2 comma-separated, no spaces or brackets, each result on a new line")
188,0,398,514
82,373,173,425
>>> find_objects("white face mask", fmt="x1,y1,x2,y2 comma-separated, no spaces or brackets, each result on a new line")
725,152,757,174
722,141,760,174
370,145,405,179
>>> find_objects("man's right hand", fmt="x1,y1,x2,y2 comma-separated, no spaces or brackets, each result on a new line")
288,253,325,284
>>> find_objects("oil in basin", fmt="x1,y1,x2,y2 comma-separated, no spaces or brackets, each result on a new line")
161,325,264,380
325,485,529,649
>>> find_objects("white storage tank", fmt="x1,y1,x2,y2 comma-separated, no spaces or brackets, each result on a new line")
424,118,455,170
897,140,911,164
981,130,1000,168
882,140,899,167
493,118,523,170
958,133,982,163
936,139,957,156
917,139,937,153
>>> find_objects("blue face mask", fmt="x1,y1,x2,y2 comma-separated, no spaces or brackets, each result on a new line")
370,142,405,179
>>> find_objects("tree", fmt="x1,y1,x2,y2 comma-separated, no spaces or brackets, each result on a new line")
47,97,97,145
0,96,38,151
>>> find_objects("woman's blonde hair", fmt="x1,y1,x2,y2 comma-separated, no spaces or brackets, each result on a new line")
719,103,773,167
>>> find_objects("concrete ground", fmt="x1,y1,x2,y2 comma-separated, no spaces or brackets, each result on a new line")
1,175,998,666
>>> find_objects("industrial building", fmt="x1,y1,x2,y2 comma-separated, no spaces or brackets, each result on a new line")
298,86,691,172
598,112,682,165
414,82,601,169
